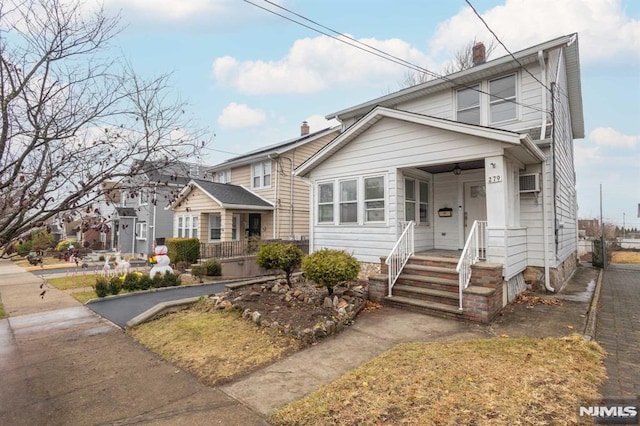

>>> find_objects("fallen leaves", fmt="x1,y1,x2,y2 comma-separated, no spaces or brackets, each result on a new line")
514,291,562,307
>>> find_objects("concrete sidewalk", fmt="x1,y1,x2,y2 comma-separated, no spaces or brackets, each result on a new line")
0,259,268,425
596,264,640,399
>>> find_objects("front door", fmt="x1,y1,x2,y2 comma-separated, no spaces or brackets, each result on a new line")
463,181,487,243
248,213,261,238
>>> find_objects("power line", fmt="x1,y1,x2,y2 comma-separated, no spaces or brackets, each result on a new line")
243,0,550,115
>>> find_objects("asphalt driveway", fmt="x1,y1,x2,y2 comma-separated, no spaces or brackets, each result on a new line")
86,282,228,328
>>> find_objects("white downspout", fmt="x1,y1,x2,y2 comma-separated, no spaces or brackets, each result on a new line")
132,217,137,258
542,160,554,292
538,50,548,140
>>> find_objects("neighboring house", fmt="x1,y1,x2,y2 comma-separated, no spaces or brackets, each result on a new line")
171,123,340,245
106,161,204,257
296,34,583,320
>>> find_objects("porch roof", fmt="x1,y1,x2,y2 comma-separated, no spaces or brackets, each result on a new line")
296,106,545,176
170,179,274,211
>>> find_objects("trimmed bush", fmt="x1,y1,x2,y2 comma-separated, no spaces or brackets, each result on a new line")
95,276,109,298
202,259,221,276
138,274,153,290
15,240,33,257
108,276,122,295
166,238,200,263
122,272,142,292
256,242,303,286
302,249,360,295
161,271,180,288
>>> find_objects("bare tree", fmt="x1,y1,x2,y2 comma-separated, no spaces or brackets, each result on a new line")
398,39,498,89
0,0,208,254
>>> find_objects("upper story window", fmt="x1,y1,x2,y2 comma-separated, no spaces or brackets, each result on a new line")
215,169,231,184
489,74,516,123
139,189,149,205
252,161,271,188
318,182,334,223
456,84,480,125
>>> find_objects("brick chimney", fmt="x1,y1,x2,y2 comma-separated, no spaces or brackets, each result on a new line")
472,42,486,66
300,121,310,136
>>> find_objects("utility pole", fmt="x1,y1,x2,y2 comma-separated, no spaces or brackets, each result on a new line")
600,184,606,268
623,212,625,239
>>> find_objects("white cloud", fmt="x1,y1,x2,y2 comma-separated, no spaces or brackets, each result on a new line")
212,34,434,95
217,103,266,129
589,127,638,149
304,115,340,133
429,0,640,62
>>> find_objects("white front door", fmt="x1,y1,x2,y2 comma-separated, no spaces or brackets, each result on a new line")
463,181,487,243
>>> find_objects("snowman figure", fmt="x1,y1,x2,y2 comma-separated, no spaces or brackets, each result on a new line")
149,238,173,279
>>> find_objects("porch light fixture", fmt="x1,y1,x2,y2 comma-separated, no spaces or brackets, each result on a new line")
452,163,462,175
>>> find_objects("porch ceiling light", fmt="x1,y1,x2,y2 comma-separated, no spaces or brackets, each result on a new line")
453,163,462,175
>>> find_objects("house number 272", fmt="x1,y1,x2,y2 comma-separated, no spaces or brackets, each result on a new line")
488,175,502,183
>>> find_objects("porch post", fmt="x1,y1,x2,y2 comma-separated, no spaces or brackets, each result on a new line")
221,210,233,241
484,156,508,264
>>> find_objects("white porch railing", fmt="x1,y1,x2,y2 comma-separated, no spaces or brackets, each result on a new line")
385,221,415,297
455,220,487,310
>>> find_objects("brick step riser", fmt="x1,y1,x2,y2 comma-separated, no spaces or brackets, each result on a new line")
396,279,459,293
385,298,463,320
391,290,460,307
406,259,459,269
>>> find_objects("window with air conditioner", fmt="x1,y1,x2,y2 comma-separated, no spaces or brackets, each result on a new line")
519,174,540,193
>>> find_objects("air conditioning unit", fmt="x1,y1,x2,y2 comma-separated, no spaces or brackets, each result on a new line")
519,173,540,193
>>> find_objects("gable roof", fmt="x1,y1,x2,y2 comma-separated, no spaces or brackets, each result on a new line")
170,179,273,210
136,160,205,186
296,106,545,176
207,126,340,172
327,33,583,139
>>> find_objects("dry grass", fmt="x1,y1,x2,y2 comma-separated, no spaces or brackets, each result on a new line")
270,335,606,426
46,275,98,291
611,250,640,264
128,306,300,386
70,290,98,304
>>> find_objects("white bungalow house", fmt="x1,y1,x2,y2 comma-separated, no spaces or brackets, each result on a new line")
296,34,583,322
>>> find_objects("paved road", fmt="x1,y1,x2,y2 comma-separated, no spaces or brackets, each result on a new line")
86,282,228,328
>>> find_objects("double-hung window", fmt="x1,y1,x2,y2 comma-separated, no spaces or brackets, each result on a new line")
489,74,516,123
139,190,149,205
216,169,231,184
405,178,430,224
177,215,198,238
209,213,221,240
339,180,357,224
456,84,480,125
252,161,271,188
364,176,385,222
136,222,147,240
405,179,416,221
318,183,334,223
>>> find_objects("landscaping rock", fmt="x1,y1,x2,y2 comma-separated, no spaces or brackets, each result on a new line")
251,311,262,325
217,300,233,310
323,297,333,308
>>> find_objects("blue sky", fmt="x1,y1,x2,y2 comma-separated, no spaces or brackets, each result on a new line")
95,0,639,228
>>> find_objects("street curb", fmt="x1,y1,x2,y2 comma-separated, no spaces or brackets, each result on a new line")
583,268,603,341
126,296,202,328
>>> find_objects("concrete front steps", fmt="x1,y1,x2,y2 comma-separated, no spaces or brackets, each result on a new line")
370,255,505,323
